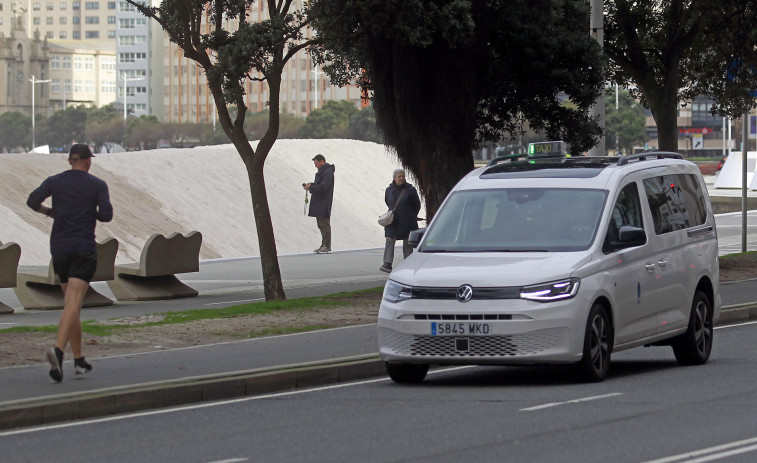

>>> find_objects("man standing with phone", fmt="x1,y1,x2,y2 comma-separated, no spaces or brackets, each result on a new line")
27,144,113,382
303,154,335,254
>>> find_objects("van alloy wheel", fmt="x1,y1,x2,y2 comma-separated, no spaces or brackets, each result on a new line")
577,304,612,382
672,291,713,365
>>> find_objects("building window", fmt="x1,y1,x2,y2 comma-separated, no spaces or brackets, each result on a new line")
59,31,67,38
59,1,66,9
107,15,115,23
63,56,71,69
85,30,99,38
46,16,53,24
102,80,116,93
46,2,53,9
74,80,83,92
85,80,94,92
101,57,116,70
118,35,146,46
108,30,115,38
52,79,61,92
84,1,98,8
85,15,98,23
72,16,80,24
59,16,66,24
72,1,80,8
107,1,115,7
51,55,60,69
73,30,80,39
46,31,54,38
64,80,72,92
33,2,41,10
85,57,94,69
74,56,83,69
33,17,41,24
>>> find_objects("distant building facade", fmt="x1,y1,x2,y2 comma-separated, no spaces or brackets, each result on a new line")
48,38,116,111
0,0,117,41
0,17,50,116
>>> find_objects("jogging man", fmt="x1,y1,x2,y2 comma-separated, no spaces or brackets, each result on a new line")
27,143,113,382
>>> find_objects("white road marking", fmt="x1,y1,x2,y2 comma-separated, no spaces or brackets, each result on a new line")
641,436,757,463
715,319,757,329
0,367,474,438
520,392,623,411
204,459,248,463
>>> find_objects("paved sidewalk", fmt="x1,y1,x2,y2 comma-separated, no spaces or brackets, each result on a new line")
2,288,757,431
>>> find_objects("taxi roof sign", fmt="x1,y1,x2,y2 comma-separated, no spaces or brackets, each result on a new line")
528,141,565,158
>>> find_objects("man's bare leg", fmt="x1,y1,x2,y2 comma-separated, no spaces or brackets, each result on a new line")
56,278,88,357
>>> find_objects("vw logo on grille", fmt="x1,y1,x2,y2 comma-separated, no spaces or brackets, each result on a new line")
457,284,474,303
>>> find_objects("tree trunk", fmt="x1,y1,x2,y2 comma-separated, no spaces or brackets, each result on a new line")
647,92,680,152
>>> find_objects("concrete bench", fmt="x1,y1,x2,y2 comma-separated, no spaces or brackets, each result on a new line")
13,238,119,310
0,242,22,314
107,231,202,301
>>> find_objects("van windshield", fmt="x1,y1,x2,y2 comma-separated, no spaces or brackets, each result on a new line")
421,188,608,252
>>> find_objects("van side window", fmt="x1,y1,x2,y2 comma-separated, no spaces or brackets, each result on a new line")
603,183,643,253
643,174,706,234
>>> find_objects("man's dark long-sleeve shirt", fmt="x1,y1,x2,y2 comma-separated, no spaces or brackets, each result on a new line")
27,169,113,255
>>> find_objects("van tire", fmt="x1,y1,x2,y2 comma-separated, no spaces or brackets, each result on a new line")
672,291,713,365
577,304,612,382
385,362,429,383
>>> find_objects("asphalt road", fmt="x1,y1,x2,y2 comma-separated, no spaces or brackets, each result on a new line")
2,320,757,463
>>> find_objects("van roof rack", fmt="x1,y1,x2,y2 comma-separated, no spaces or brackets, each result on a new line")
486,153,529,167
616,151,683,166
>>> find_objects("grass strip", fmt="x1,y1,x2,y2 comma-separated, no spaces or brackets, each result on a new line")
0,287,383,336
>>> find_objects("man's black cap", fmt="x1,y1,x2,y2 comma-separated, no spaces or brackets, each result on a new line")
69,143,94,159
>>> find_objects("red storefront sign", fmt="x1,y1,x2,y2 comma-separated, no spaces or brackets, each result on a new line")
679,127,713,134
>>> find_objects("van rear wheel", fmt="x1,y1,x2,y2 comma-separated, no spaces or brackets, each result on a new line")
577,304,612,382
385,362,429,383
672,291,713,365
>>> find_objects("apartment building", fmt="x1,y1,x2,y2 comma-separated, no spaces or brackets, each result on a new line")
48,38,116,110
0,0,117,40
163,0,366,124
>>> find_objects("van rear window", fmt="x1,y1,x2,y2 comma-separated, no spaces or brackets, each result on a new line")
642,174,707,234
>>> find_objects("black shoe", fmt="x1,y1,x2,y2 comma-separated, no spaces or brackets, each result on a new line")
47,347,63,382
74,357,93,374
379,263,392,273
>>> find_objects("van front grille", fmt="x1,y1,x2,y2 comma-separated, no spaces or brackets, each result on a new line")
382,328,563,357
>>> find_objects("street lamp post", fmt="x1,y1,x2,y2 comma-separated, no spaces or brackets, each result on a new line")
311,65,323,110
29,74,52,151
121,75,144,126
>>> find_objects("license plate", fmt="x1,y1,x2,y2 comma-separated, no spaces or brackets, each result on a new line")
431,322,491,336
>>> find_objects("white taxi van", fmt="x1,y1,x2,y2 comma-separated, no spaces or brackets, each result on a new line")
378,143,720,383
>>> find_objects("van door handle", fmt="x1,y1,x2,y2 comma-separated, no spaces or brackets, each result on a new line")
658,259,668,268
645,263,656,272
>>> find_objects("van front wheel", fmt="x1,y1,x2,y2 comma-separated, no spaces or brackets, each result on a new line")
577,304,612,382
385,362,429,383
672,291,713,365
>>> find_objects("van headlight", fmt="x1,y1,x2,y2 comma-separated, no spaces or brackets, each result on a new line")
383,280,413,303
521,278,580,302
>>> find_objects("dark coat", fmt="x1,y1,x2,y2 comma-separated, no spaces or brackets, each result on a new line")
308,163,335,218
384,182,421,240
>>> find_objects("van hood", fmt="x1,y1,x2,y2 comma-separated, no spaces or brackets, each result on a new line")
391,252,591,287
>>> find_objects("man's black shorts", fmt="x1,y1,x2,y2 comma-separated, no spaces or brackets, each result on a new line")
52,251,97,283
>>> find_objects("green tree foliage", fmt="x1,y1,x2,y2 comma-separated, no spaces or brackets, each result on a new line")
346,105,382,143
298,100,357,138
605,0,757,151
0,112,31,153
86,106,123,153
124,116,167,150
128,0,317,300
37,106,88,152
310,0,604,217
605,87,648,155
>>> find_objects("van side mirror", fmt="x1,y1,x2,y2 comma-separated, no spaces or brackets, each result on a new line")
408,228,426,248
615,225,646,248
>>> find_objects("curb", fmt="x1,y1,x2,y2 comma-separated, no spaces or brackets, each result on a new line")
0,354,385,431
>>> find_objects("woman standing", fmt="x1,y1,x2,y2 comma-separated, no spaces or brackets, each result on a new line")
380,169,421,273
